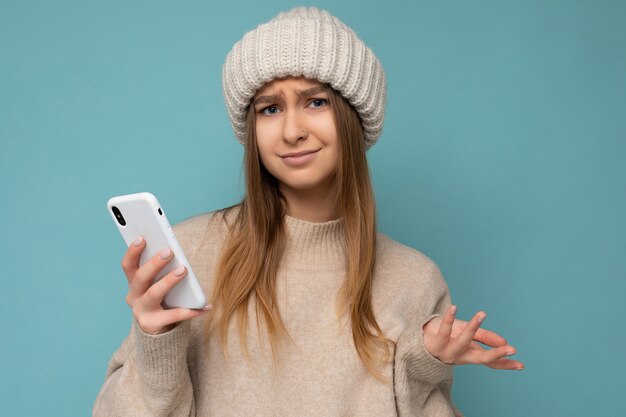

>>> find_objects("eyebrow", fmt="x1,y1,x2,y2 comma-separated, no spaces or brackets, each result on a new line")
253,85,327,106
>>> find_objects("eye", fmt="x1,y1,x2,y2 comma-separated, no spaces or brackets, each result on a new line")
309,98,328,108
259,105,279,116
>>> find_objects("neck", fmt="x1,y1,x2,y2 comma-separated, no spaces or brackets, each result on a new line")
279,183,339,223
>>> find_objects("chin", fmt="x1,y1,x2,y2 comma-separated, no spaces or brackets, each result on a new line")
282,181,321,191
281,176,335,192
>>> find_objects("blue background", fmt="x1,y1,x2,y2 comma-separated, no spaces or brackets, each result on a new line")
1,0,625,415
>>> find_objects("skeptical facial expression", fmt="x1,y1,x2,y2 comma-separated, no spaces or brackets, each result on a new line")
252,76,339,196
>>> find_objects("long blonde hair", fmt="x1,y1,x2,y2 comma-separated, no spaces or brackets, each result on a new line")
203,81,394,382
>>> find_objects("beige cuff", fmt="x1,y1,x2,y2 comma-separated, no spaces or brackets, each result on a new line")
395,314,454,385
132,318,192,389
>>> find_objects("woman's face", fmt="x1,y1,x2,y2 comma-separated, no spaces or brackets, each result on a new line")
252,76,339,197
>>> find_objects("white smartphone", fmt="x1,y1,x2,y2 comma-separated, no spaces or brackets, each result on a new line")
106,192,206,309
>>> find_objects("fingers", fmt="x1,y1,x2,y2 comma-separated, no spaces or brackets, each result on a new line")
448,310,487,358
461,331,523,369
431,305,456,351
477,344,525,370
132,264,213,334
485,357,525,370
142,265,188,308
120,236,145,284
435,306,523,369
129,247,175,298
153,306,212,329
473,328,508,347
137,305,212,335
471,344,517,365
448,312,507,347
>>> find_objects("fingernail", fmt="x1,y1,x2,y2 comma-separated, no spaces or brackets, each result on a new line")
160,248,172,259
478,313,486,323
450,305,457,315
174,266,185,276
133,236,143,247
202,304,212,311
507,350,516,356
516,366,525,371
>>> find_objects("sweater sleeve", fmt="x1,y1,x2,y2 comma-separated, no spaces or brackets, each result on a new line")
92,316,195,416
93,212,219,416
393,261,464,417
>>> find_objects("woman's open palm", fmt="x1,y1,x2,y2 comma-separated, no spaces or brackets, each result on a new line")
422,305,525,370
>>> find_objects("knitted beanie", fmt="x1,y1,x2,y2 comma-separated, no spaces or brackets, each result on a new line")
221,6,386,150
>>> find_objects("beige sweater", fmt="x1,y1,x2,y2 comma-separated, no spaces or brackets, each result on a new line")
93,207,464,416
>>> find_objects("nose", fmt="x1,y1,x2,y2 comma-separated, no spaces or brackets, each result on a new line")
282,108,307,144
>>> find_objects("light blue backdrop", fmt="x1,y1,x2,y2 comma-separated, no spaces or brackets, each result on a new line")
1,0,624,415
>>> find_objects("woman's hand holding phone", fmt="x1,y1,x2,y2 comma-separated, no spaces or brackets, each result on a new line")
121,235,212,335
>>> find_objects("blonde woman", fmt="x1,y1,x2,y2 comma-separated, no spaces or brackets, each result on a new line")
93,6,524,417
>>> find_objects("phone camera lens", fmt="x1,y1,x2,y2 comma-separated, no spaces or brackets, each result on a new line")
112,206,126,226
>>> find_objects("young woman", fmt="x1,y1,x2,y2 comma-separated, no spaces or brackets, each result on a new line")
93,6,524,417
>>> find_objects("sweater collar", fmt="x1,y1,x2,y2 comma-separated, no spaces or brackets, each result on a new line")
282,214,345,269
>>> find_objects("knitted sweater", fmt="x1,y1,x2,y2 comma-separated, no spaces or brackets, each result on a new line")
93,207,464,417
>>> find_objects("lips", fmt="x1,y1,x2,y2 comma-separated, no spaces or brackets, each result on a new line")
281,149,320,167
281,149,320,158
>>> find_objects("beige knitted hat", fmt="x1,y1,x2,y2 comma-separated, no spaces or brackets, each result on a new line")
221,6,386,150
